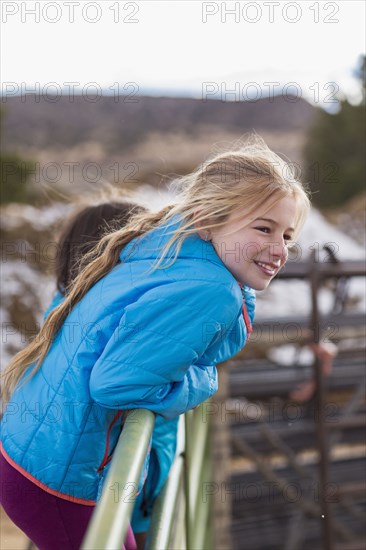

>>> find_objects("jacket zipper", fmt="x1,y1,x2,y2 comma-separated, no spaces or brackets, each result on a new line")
97,410,125,473
237,282,253,334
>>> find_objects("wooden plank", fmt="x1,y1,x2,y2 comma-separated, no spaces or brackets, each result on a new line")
276,260,366,279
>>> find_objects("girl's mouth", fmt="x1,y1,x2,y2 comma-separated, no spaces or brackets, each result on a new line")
254,261,278,276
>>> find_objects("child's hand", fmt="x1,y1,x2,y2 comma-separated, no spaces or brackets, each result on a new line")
308,342,338,376
289,342,338,402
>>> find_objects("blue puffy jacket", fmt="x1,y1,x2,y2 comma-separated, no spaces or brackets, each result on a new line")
1,213,255,505
43,291,179,532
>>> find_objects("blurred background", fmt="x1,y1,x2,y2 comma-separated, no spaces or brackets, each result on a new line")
1,1,365,549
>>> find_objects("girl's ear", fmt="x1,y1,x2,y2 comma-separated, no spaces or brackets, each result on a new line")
192,209,211,241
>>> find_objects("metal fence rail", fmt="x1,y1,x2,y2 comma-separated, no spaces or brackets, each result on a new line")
81,409,155,550
81,404,212,549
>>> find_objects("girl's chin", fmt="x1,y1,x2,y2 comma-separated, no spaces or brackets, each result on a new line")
235,269,275,290
253,283,271,291
249,278,273,291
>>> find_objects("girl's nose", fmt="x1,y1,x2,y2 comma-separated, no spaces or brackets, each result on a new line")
271,239,288,262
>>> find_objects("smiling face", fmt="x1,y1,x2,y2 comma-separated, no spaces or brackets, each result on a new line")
206,196,298,290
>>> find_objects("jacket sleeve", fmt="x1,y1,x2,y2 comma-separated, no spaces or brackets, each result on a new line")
89,280,241,419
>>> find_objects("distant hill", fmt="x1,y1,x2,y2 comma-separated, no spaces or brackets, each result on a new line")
2,94,316,153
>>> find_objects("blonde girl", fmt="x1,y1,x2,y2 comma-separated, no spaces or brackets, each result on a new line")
1,135,310,550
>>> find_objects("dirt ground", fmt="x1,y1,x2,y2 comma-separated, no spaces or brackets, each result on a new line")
0,507,30,550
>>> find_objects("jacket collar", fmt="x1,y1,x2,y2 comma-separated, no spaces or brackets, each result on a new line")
119,213,228,272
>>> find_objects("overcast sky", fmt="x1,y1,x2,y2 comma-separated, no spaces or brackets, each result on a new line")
1,1,365,107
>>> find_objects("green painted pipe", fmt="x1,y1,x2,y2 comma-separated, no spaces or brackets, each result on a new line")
189,408,210,518
82,403,214,550
81,409,155,550
148,454,185,549
191,436,212,549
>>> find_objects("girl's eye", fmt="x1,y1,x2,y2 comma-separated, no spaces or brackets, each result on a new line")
256,227,293,242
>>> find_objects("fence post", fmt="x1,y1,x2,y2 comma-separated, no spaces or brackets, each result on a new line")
310,250,334,550
211,364,233,550
184,410,194,549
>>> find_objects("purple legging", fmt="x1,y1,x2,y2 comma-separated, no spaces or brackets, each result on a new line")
0,452,137,550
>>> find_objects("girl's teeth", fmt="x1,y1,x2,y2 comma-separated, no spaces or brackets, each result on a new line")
257,262,275,274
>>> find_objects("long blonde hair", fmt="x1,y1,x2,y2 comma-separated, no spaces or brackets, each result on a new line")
1,135,311,401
